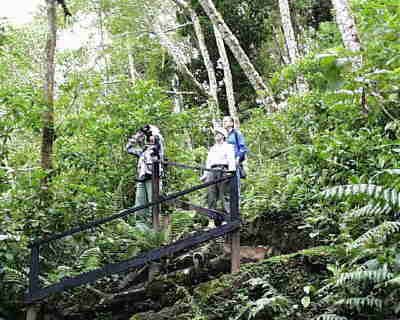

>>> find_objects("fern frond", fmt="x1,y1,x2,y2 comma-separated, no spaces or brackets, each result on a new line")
385,275,400,286
247,277,272,289
351,221,400,248
79,247,101,271
130,222,166,248
335,297,383,311
2,266,26,286
313,314,348,320
80,247,101,261
321,184,400,208
379,169,400,176
336,269,393,286
48,265,75,282
170,211,195,240
347,203,391,219
322,184,379,200
248,295,289,318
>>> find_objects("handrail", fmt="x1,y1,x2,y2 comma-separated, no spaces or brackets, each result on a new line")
31,174,233,247
26,160,241,304
162,161,228,172
25,221,240,303
171,199,228,222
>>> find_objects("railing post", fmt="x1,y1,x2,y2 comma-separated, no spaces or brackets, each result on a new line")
161,161,171,237
26,244,40,319
162,214,171,241
230,170,240,273
152,161,160,230
26,305,39,320
29,244,40,295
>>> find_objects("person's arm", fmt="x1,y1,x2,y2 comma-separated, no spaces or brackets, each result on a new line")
226,144,236,172
200,149,212,182
126,133,143,157
157,135,165,161
235,131,248,162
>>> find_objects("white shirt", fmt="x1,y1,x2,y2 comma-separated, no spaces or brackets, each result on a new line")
206,142,236,172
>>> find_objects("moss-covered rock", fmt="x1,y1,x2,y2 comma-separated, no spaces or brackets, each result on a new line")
242,213,316,254
195,277,232,303
144,246,339,320
130,302,191,320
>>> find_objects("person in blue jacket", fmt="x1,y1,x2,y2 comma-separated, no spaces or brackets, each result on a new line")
222,116,248,178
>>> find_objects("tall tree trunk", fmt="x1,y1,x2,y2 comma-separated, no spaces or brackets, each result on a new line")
41,0,57,173
172,0,219,118
128,50,139,83
213,25,239,127
171,72,193,151
271,25,289,65
98,1,110,91
128,52,135,83
279,0,299,64
172,73,183,113
278,0,308,93
198,0,277,112
155,27,209,97
331,0,362,68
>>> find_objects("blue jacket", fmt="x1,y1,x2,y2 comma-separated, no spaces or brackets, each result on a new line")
227,129,248,162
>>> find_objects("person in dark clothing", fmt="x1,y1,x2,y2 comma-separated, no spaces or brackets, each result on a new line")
222,116,248,165
126,125,164,221
222,116,248,178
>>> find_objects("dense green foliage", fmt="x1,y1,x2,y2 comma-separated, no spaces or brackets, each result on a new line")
1,0,400,319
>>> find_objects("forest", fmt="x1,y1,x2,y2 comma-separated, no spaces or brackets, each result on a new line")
1,0,400,319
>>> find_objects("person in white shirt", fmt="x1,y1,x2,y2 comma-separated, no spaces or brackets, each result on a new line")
200,127,236,214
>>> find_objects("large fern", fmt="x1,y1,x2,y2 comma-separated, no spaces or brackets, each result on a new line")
321,184,400,247
351,221,400,248
317,181,400,319
79,247,102,272
231,277,290,320
386,275,400,286
48,265,76,283
2,266,26,287
335,297,383,311
346,202,392,219
321,184,400,208
248,295,289,318
313,314,348,320
336,268,393,286
129,222,167,249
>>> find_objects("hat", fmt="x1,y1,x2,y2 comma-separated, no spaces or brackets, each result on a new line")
140,124,162,137
214,127,227,138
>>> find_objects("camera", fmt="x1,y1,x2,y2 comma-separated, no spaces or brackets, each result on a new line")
140,124,152,137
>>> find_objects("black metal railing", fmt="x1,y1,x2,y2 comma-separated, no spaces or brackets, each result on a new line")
25,161,241,303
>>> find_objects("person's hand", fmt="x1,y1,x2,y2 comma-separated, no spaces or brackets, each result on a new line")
132,131,144,143
235,158,240,167
200,174,207,182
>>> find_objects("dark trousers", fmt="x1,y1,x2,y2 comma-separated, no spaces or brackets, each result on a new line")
207,169,230,213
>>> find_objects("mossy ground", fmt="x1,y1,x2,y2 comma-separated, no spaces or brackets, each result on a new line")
131,245,339,319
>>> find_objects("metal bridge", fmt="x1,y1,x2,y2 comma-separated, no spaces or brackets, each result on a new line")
25,161,241,304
